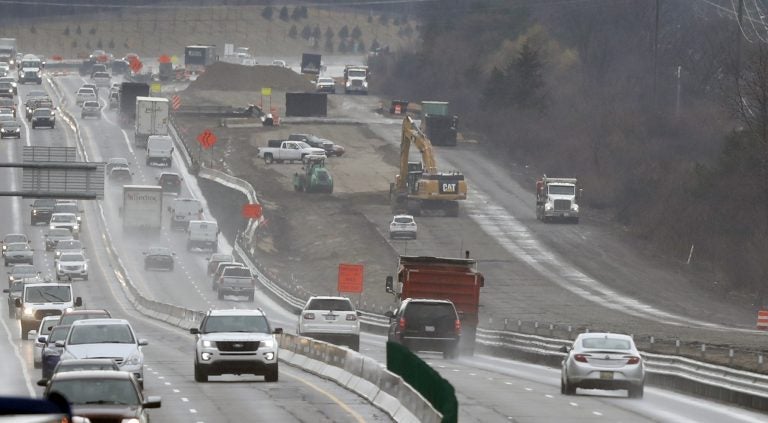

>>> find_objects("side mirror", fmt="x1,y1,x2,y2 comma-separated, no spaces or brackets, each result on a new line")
36,378,48,387
138,339,149,346
559,345,570,353
356,311,362,316
385,276,394,294
74,297,82,307
384,310,394,319
273,328,283,335
189,327,199,335
55,340,65,348
1,289,8,293
143,396,162,409
37,336,47,343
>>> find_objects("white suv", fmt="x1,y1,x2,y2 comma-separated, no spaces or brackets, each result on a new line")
191,309,282,383
298,296,360,351
389,214,417,240
56,251,88,281
49,212,79,237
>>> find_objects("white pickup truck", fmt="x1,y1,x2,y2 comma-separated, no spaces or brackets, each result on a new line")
257,140,325,164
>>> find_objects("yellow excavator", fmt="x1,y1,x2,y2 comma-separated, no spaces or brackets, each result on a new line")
389,116,467,217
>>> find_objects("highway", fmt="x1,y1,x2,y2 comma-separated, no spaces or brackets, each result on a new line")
0,74,390,422
0,71,765,422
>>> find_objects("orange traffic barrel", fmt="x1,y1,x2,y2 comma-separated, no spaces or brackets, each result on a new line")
757,310,768,330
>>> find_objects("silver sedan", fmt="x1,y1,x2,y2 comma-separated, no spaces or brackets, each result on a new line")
560,332,645,398
4,242,34,266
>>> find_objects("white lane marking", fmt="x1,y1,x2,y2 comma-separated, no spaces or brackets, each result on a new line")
469,373,476,376
524,387,533,391
545,394,553,399
173,389,180,393
504,381,513,385
569,402,578,407
17,94,31,147
181,397,189,402
592,411,603,416
189,409,197,413
0,316,35,395
164,382,171,385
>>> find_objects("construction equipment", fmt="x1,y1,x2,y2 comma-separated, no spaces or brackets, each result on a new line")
293,155,333,193
389,116,467,217
420,101,458,146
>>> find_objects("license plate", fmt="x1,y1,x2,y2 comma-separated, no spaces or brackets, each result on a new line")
600,371,614,380
324,315,336,321
425,325,435,332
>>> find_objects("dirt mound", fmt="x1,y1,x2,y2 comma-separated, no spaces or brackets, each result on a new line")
188,62,314,92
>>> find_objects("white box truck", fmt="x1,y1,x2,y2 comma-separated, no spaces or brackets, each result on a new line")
122,185,164,230
134,97,169,149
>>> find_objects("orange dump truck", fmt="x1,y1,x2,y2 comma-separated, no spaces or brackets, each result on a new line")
386,254,484,354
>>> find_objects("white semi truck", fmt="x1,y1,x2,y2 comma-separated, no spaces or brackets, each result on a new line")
134,97,169,148
535,176,580,223
122,185,164,230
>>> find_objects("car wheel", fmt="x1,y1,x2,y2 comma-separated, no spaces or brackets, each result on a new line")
628,384,644,399
264,154,273,164
194,362,208,383
561,376,576,395
264,363,278,382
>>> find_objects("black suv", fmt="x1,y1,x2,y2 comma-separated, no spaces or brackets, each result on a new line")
31,198,57,225
157,172,182,196
31,108,55,129
385,298,461,359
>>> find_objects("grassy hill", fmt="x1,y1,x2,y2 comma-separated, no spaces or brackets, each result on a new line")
2,5,416,60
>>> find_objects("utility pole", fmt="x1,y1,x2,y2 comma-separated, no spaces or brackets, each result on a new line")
653,0,660,107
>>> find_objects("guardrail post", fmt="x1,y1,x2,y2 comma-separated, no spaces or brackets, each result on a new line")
700,343,706,358
503,318,508,330
729,349,734,366
567,325,572,340
549,324,554,337
759,353,764,371
675,339,680,355
534,321,539,335
517,320,522,332
649,336,655,352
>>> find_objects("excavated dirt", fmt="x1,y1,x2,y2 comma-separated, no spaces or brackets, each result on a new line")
187,62,314,92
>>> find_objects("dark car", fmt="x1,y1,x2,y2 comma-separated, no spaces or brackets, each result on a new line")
58,309,111,326
38,370,161,420
53,358,120,375
206,253,234,276
3,280,24,318
40,324,72,379
0,119,21,138
288,133,345,157
143,247,175,271
31,108,55,129
157,172,182,196
385,298,461,359
0,82,13,98
31,198,56,225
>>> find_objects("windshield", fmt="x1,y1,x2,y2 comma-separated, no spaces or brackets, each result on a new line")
49,229,71,238
33,109,51,117
60,313,109,326
348,70,366,77
49,326,71,343
40,319,57,335
306,298,354,311
12,266,36,276
49,378,139,406
222,267,251,278
6,243,29,251
54,205,77,214
582,338,632,350
57,240,81,250
549,185,575,195
60,254,84,262
297,141,311,149
394,217,414,224
21,60,40,68
4,234,27,243
25,286,71,303
9,281,23,293
68,324,135,345
57,362,118,373
51,215,74,223
202,315,269,333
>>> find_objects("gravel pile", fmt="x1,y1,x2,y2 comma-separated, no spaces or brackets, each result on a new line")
187,62,314,92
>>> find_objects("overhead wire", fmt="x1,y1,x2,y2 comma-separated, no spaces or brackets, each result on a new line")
744,0,768,42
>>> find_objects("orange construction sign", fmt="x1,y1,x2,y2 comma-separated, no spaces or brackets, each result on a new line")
338,263,364,293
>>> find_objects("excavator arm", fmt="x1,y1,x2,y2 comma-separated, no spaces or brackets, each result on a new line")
402,116,437,173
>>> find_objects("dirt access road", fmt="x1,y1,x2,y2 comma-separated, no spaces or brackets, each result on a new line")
175,66,768,355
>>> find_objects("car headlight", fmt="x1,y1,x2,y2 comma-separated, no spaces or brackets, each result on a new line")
363,81,368,87
571,204,579,212
260,339,274,349
202,340,215,348
65,307,73,313
264,352,275,360
545,203,553,211
122,419,141,423
124,352,142,366
23,308,34,316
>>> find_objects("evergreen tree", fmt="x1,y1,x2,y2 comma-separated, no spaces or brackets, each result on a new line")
279,6,289,21
288,25,298,39
261,6,273,20
351,25,362,39
301,25,311,40
510,40,547,111
76,25,81,35
63,26,70,36
291,6,302,21
312,25,321,40
324,27,334,40
339,25,349,39
324,37,334,52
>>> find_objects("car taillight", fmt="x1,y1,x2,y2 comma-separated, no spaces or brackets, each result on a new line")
454,319,461,335
346,314,357,321
303,313,315,320
398,317,406,330
574,354,590,363
626,356,641,365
